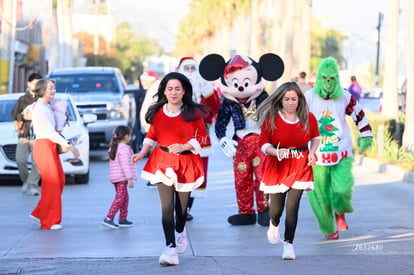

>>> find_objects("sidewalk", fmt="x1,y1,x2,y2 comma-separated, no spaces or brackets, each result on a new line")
0,147,414,274
354,154,414,183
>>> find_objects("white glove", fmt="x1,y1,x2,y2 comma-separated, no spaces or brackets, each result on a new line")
219,137,238,158
200,82,214,97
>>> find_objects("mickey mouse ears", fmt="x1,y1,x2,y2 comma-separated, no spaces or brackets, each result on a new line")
259,53,284,81
199,54,225,81
199,53,284,82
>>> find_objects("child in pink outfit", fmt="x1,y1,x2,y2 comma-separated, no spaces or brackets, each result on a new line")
102,125,136,229
50,98,68,133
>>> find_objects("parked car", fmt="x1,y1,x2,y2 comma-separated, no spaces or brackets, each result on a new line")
47,67,138,151
0,93,96,184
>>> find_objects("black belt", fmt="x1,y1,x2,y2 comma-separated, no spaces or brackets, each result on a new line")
272,144,308,153
160,146,192,155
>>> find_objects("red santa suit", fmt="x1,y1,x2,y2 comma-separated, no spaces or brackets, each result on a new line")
259,112,320,193
141,105,208,191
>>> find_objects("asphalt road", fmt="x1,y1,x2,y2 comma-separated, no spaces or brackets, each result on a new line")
0,145,413,275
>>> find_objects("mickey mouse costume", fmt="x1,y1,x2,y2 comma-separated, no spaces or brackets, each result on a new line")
199,53,284,226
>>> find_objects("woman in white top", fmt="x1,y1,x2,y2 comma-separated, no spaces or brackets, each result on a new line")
30,78,79,230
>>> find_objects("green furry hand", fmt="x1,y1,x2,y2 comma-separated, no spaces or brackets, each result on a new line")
358,137,373,154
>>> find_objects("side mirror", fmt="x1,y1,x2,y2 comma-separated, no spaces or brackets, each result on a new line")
82,113,97,125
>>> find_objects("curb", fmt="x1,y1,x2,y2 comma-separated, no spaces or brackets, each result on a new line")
354,155,414,183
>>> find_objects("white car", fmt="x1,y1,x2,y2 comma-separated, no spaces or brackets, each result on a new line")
0,93,97,184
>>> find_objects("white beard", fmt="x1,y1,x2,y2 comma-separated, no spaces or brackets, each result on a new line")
183,71,212,103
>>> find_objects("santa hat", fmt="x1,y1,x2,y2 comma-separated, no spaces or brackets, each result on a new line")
140,70,158,81
177,57,197,71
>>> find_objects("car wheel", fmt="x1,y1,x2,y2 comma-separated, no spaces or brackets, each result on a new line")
75,170,89,184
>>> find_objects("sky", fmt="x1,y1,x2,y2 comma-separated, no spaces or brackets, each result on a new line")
312,0,407,79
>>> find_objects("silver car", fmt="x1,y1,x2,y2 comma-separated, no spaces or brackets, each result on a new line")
0,93,96,184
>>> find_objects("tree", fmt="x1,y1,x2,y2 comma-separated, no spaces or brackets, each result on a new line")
310,19,346,73
175,0,249,58
115,23,163,80
74,32,109,56
49,0,74,70
175,0,344,82
319,109,341,152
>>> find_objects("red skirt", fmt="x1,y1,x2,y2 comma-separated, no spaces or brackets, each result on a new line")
260,151,314,194
141,147,205,192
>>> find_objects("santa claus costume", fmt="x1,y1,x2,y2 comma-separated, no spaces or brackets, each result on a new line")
176,57,221,219
141,106,207,190
258,81,320,260
259,112,319,193
133,72,210,266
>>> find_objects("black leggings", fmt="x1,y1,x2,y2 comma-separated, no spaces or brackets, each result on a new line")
157,184,190,247
269,188,303,243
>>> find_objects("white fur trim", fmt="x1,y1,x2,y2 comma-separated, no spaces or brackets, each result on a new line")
260,181,314,193
261,143,272,154
141,169,204,192
199,145,214,157
143,138,156,148
188,138,201,154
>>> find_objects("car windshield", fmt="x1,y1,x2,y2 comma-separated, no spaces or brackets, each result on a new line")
51,74,119,93
0,100,16,122
0,98,76,123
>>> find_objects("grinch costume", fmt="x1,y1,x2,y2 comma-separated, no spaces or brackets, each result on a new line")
305,57,373,239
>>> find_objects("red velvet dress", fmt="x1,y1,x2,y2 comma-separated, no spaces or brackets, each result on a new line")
259,112,320,193
141,107,208,192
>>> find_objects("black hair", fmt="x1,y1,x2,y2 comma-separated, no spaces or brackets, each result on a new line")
108,125,132,160
28,73,42,82
34,78,55,97
145,72,210,123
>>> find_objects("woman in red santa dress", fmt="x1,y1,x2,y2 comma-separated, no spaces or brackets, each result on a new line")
258,82,320,260
133,72,209,266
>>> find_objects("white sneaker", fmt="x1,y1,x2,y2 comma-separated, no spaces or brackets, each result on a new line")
49,224,62,230
267,221,280,244
159,244,179,266
22,184,29,193
26,188,39,196
175,228,188,254
282,241,296,260
29,214,40,224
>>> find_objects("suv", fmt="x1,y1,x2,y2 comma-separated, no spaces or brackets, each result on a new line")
47,67,138,150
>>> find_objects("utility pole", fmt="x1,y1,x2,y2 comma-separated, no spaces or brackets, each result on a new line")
7,0,17,94
375,12,384,88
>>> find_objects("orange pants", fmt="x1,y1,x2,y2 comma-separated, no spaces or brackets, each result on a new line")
31,139,65,229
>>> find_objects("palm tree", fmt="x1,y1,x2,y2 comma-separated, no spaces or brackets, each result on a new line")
49,0,74,70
